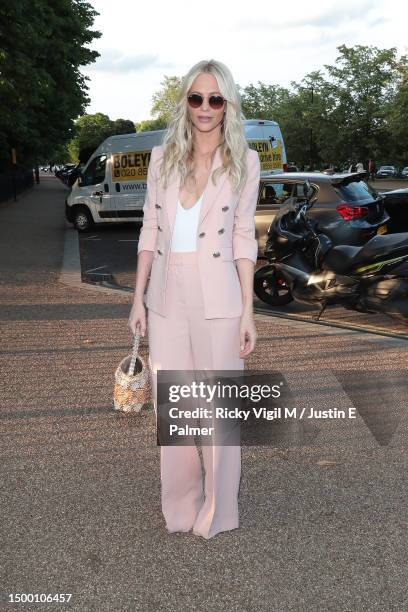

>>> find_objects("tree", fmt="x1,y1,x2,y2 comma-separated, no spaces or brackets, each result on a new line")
113,119,136,135
240,79,322,168
322,44,400,167
0,0,101,169
240,82,291,122
135,118,169,132
388,55,408,165
69,113,115,162
239,44,407,169
67,113,139,163
151,76,183,123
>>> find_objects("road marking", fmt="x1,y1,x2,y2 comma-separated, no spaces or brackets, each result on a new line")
85,265,108,273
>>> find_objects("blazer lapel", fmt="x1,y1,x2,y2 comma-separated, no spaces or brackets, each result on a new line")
164,146,229,231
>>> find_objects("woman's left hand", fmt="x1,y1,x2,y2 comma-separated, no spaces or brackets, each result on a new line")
239,312,257,358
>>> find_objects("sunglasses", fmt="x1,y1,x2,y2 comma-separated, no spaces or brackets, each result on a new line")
187,93,226,110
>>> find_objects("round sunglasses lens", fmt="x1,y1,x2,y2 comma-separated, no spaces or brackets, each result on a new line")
188,94,203,108
209,96,225,109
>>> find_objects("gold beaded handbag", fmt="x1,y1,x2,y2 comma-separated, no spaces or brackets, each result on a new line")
113,332,152,413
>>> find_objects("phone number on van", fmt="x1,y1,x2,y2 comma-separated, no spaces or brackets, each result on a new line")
112,152,150,181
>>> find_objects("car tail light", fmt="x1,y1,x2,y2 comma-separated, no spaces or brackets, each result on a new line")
283,163,288,172
336,203,370,220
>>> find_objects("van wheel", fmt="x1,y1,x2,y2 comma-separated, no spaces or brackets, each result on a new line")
73,206,93,232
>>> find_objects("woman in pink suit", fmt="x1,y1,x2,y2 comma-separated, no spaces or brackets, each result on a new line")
128,59,260,539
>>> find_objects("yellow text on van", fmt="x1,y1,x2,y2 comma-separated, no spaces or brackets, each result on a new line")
112,151,151,181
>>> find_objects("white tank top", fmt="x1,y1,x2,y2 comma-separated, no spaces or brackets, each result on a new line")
170,192,204,252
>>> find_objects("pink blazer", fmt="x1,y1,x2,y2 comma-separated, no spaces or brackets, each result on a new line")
137,144,260,319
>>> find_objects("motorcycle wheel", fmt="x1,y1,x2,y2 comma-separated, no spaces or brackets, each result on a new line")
254,269,293,306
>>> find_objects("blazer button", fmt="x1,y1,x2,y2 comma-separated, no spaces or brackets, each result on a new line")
155,203,161,209
213,251,221,257
157,249,163,255
199,232,205,237
222,205,229,211
158,226,163,231
218,228,225,234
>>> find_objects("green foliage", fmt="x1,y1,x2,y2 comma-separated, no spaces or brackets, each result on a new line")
68,113,137,163
240,44,408,168
151,76,183,123
113,119,136,135
136,118,169,132
3,22,408,173
387,56,408,163
0,0,101,168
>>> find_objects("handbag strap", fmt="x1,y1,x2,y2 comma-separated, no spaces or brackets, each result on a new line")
128,332,140,375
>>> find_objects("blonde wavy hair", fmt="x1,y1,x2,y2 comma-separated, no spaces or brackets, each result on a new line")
158,59,249,194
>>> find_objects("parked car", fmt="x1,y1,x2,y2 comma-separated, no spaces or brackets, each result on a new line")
56,164,76,182
376,165,398,178
65,163,85,187
378,187,408,233
255,171,389,257
401,166,408,179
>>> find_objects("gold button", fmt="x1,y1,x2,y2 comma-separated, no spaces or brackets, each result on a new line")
218,228,224,234
158,226,162,231
155,203,161,209
213,251,220,257
222,206,229,211
199,232,205,237
157,249,163,255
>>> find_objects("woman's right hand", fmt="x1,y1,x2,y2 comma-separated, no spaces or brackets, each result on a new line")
128,300,147,336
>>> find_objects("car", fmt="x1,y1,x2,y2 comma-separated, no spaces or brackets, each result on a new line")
376,165,398,178
401,167,408,179
66,163,86,187
378,187,408,233
56,164,76,182
255,171,389,257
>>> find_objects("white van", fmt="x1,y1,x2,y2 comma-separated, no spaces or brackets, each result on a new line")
65,119,287,231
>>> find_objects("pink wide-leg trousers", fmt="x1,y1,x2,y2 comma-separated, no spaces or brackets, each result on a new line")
147,250,244,539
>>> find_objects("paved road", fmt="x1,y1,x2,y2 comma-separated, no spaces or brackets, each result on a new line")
369,178,408,190
1,177,408,611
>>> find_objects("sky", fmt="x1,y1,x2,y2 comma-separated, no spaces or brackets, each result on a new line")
81,0,408,123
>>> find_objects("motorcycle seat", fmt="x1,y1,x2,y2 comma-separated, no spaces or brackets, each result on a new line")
323,245,362,273
325,233,408,274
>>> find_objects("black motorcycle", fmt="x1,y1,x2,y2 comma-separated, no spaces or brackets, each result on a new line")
254,181,408,323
